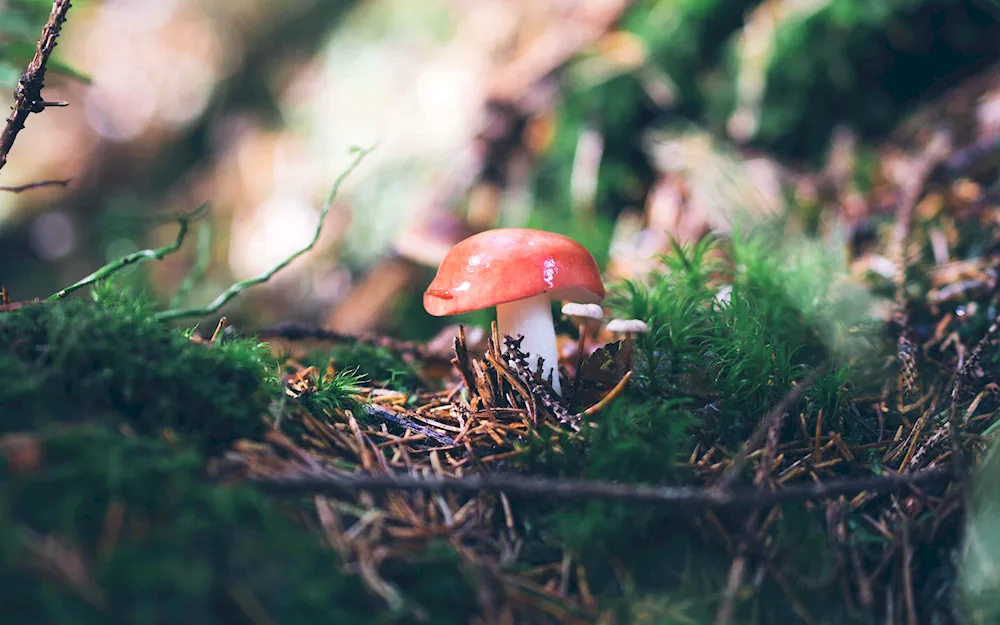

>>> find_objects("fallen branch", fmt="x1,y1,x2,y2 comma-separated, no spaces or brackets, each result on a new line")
249,466,961,510
362,403,456,447
155,146,374,322
47,203,207,300
0,0,73,174
715,364,828,490
0,178,70,193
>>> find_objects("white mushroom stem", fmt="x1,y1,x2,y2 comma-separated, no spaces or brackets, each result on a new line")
496,293,562,396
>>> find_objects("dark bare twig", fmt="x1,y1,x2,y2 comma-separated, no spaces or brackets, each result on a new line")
959,311,1000,382
0,0,73,174
901,521,917,625
715,544,750,625
362,404,456,447
948,382,967,471
942,301,1000,474
0,178,69,193
248,466,961,510
716,380,791,625
715,364,828,490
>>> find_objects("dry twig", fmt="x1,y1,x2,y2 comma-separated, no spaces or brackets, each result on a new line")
249,465,960,510
0,0,73,174
0,178,69,193
715,365,828,490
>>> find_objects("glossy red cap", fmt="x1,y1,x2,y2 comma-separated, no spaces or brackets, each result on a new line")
423,228,605,316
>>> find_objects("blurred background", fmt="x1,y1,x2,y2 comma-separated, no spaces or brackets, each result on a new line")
2,0,1000,340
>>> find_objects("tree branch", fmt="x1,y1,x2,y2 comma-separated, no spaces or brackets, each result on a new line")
0,178,70,193
363,404,456,447
248,466,961,511
715,364,828,490
0,0,73,175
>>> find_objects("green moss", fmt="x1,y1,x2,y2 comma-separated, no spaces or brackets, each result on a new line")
960,441,1000,622
298,369,365,416
516,396,700,564
0,287,483,623
0,289,279,454
503,227,892,620
607,228,885,446
0,424,479,625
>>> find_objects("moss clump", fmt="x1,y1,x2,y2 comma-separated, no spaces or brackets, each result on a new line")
0,424,479,625
607,230,884,447
508,227,888,621
0,288,483,623
0,290,279,454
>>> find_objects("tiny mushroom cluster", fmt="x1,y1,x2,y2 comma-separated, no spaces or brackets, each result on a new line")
423,227,652,397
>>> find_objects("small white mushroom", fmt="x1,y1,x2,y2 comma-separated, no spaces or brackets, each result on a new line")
561,302,605,338
605,318,650,366
561,303,607,392
561,302,605,320
605,319,649,335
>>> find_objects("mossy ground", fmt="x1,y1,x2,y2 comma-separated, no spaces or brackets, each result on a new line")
3,1,1000,623
4,203,995,623
505,226,892,623
0,289,277,454
0,289,480,625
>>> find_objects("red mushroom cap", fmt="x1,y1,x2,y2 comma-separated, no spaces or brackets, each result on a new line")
423,228,605,316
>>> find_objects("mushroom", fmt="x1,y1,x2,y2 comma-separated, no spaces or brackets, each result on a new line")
561,302,605,339
605,318,650,367
424,228,605,396
561,302,605,392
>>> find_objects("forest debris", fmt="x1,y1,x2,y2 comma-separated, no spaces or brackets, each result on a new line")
579,370,632,418
363,404,457,447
